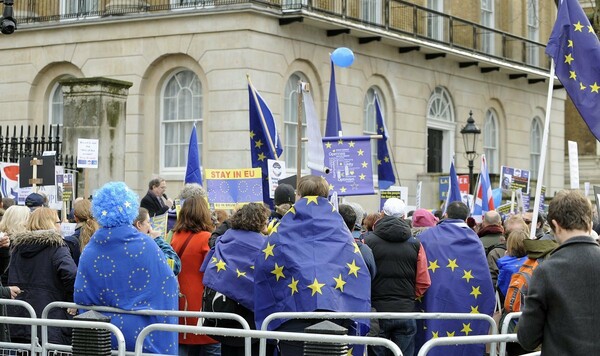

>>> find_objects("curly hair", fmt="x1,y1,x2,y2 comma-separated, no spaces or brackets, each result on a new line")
92,182,139,227
229,203,270,232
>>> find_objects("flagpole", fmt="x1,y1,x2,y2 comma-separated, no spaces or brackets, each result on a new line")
296,81,304,189
529,59,556,240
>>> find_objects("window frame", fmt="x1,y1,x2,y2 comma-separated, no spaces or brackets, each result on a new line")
426,86,455,173
530,116,542,178
283,72,308,174
483,108,499,174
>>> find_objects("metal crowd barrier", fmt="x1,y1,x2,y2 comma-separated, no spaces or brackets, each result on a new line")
259,311,498,356
0,299,40,355
498,311,522,356
42,302,252,354
134,324,403,356
417,334,518,356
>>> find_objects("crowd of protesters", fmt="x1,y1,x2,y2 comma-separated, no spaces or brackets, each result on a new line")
0,176,597,356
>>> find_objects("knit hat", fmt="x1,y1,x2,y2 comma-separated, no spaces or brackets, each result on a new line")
412,209,439,227
382,198,406,218
92,182,139,228
274,183,295,206
25,193,45,209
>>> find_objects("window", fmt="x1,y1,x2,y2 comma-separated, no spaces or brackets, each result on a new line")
427,0,444,41
530,117,542,178
483,109,499,174
60,0,99,17
363,87,382,179
481,0,494,55
284,73,307,172
50,83,64,127
361,0,382,24
427,86,455,173
161,70,202,171
170,0,215,9
527,0,539,66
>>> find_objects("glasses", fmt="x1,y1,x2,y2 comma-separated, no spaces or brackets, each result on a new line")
55,221,61,224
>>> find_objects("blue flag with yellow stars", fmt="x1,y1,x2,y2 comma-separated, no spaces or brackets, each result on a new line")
248,80,283,207
201,229,266,310
546,0,600,140
374,94,396,189
415,219,494,356
253,195,371,332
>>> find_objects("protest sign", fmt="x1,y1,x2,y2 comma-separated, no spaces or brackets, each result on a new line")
206,168,263,209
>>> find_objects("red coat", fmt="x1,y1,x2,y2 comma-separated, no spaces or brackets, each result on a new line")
171,230,217,345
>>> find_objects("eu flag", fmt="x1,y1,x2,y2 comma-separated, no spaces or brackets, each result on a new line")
374,95,395,189
443,159,462,214
201,229,265,310
546,0,600,141
253,196,371,332
184,124,202,185
416,220,495,356
325,60,343,137
248,80,283,206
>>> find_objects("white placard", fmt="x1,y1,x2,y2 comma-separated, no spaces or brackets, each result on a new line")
415,181,422,209
568,140,579,189
267,159,286,199
59,223,77,238
77,138,99,169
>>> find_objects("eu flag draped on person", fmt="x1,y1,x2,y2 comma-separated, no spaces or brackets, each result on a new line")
248,79,283,206
253,196,371,332
184,124,202,185
416,214,495,356
472,154,494,216
374,94,395,189
325,60,342,137
546,0,600,140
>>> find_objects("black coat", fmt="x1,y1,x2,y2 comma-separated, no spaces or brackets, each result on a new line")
0,245,10,342
140,191,169,217
7,230,77,345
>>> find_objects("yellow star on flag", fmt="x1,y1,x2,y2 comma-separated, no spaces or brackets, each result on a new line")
262,242,275,260
288,277,299,295
470,286,482,299
329,184,334,191
357,149,364,156
568,39,573,48
416,295,423,302
255,139,264,149
338,139,344,145
569,71,577,80
564,53,574,64
446,331,455,337
325,142,332,149
333,274,347,292
348,141,355,148
215,259,227,272
307,278,325,296
361,161,368,168
359,173,366,180
591,82,600,93
346,259,361,277
285,206,296,216
377,159,382,165
384,156,390,162
340,187,347,193
462,269,474,282
573,21,584,32
353,242,360,253
461,323,473,336
306,196,319,205
346,348,353,356
428,260,440,273
257,152,266,161
470,305,480,314
580,82,587,90
236,269,246,278
211,257,217,263
588,24,595,33
249,131,255,139
432,331,439,338
271,263,285,281
270,223,280,234
446,259,459,272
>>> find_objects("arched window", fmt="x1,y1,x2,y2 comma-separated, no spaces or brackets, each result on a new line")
363,87,383,180
530,117,542,178
427,86,455,173
483,109,499,174
161,70,202,171
283,72,308,172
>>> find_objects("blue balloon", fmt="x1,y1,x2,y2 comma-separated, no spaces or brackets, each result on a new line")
492,188,503,208
331,47,355,67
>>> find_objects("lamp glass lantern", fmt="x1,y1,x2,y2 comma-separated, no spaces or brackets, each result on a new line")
460,111,481,162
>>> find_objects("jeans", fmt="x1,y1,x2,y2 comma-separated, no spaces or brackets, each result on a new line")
370,319,416,356
178,343,221,356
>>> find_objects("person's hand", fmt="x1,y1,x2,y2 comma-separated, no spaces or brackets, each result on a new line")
67,308,77,316
0,233,9,248
165,198,174,209
8,286,21,299
149,228,161,239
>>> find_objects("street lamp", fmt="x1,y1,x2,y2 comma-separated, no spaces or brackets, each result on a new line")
460,110,481,195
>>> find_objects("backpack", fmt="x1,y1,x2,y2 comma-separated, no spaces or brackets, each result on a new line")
503,258,543,313
201,287,242,329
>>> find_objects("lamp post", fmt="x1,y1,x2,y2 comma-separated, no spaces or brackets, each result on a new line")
460,111,481,195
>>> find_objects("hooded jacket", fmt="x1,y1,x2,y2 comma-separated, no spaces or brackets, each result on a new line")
7,230,77,345
366,216,421,312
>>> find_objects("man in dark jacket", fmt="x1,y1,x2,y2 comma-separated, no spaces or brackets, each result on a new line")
365,198,430,356
140,178,173,217
517,190,600,355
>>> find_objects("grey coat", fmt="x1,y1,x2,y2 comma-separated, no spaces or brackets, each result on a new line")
517,236,600,355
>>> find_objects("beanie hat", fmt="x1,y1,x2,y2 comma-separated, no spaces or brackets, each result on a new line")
25,193,45,209
412,209,439,227
382,198,406,218
274,183,295,206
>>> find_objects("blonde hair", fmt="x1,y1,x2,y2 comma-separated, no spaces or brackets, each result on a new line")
27,207,59,231
0,205,31,235
73,199,99,251
507,229,527,257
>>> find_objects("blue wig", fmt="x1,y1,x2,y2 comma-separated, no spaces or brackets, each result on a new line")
92,181,140,228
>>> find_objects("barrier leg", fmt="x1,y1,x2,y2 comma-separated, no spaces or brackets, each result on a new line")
303,321,348,356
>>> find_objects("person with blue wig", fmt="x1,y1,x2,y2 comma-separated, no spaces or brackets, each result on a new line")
74,182,179,354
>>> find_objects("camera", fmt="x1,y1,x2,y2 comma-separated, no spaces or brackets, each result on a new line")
0,0,16,35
